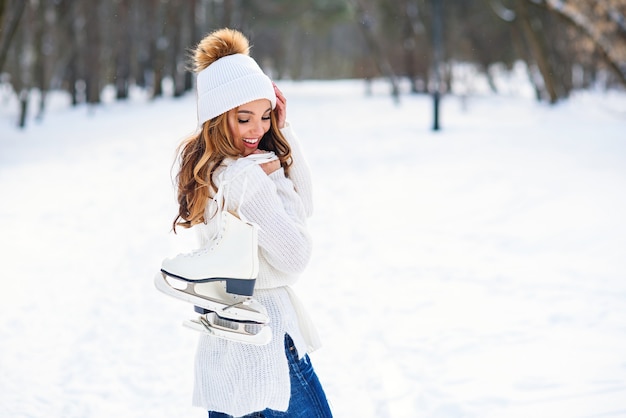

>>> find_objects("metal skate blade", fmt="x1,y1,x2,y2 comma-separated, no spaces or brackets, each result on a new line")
183,313,272,345
211,307,268,324
154,272,269,324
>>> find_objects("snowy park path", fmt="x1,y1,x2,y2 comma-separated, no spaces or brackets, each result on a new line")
1,80,626,417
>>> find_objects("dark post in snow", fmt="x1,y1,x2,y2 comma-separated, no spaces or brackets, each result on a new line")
431,0,443,131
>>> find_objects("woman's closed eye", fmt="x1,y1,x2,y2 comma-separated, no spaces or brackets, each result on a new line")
238,116,270,124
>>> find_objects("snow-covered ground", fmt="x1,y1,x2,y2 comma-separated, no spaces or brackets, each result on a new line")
1,76,625,418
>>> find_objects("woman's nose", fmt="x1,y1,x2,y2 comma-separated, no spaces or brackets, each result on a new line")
250,121,265,136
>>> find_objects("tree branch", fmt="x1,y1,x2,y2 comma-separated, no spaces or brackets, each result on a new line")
532,0,626,86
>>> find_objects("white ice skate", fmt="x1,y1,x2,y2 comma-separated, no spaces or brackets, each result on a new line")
154,210,271,344
160,210,259,293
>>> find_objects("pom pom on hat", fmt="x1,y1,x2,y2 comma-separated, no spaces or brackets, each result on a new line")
194,29,276,125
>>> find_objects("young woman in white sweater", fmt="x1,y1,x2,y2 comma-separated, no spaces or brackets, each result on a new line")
170,28,333,418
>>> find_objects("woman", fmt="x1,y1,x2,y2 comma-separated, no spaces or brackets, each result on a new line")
171,28,333,417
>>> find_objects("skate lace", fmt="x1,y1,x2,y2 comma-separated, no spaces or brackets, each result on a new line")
204,155,266,243
183,218,227,257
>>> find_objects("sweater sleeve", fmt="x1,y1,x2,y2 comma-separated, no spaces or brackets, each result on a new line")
221,163,312,275
280,123,313,217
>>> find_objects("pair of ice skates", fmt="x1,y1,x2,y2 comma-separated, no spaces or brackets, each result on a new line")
154,153,277,345
154,210,271,345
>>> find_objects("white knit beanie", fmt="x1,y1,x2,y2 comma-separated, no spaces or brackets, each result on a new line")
196,53,276,126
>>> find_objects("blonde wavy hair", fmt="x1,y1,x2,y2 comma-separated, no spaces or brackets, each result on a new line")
173,29,292,231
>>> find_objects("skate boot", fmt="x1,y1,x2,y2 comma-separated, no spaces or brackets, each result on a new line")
161,210,259,287
154,210,271,344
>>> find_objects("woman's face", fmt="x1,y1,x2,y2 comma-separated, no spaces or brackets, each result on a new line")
228,99,272,157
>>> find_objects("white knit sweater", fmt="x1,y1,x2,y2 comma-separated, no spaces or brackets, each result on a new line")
191,124,321,416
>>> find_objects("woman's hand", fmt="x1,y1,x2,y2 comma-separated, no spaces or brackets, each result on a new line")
273,82,287,130
253,150,281,175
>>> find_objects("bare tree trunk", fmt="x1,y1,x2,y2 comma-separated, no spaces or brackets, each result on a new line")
15,1,34,128
515,0,558,103
85,2,101,105
152,0,167,98
222,0,234,27
67,3,80,106
402,0,423,93
115,0,131,100
184,0,198,93
18,89,29,128
171,1,192,98
34,0,48,120
351,0,400,102
134,0,154,89
0,0,26,73
51,0,80,106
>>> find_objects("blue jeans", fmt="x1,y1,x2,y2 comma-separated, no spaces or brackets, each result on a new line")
208,334,333,418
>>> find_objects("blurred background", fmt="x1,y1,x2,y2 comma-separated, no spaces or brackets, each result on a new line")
1,0,625,129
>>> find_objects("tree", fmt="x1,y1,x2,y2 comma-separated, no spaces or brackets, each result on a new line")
2,0,625,128
0,0,26,74
535,0,626,87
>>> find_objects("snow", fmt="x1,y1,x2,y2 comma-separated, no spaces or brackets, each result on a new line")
1,76,626,418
